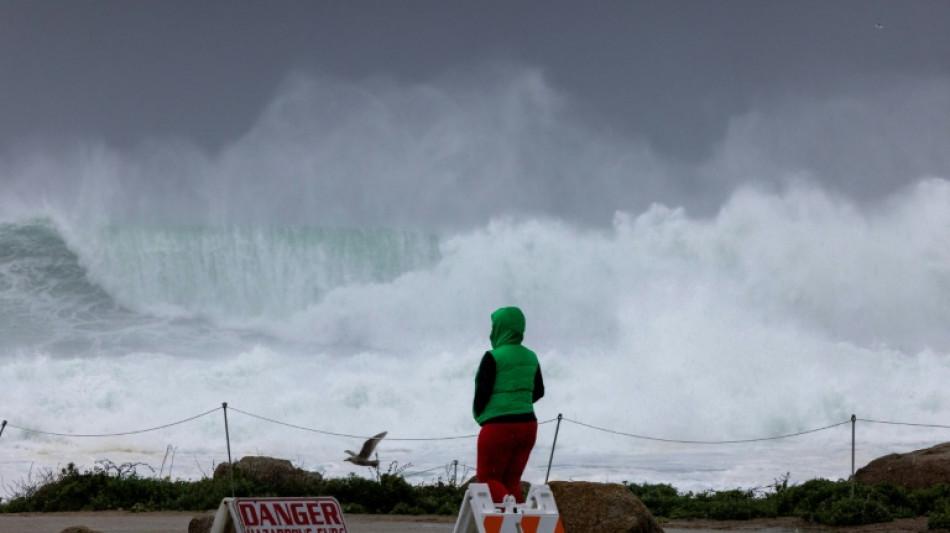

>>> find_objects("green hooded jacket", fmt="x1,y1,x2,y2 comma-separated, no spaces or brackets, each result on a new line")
473,307,541,425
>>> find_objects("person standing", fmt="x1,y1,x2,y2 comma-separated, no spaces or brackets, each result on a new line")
473,306,545,503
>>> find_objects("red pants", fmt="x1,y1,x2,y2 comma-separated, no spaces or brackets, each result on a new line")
476,421,538,503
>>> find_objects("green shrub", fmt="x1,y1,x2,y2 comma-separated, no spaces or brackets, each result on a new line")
390,501,425,515
774,478,845,517
926,497,950,530
682,488,776,520
628,482,785,521
909,484,950,515
626,482,679,518
812,497,893,526
626,477,916,526
705,493,774,521
341,502,367,514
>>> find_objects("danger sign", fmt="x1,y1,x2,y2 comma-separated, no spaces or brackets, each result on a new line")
225,497,348,533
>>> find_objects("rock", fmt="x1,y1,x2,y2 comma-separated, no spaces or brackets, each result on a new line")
854,442,950,490
188,512,218,533
548,481,664,533
60,527,101,533
213,456,322,492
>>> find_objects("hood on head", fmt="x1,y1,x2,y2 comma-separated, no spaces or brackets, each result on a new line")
490,306,525,349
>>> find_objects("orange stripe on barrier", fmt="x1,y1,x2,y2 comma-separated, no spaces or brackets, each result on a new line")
554,518,565,533
483,515,504,533
520,515,540,533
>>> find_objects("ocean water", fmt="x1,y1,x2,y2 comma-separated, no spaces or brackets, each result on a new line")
2,178,950,498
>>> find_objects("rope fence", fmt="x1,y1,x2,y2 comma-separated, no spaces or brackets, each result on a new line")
560,416,854,445
0,407,222,438
228,405,484,441
3,405,950,494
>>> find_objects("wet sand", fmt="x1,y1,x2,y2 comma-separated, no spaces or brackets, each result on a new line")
0,512,938,533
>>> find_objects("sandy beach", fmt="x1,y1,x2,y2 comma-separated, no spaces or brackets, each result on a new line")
0,512,938,533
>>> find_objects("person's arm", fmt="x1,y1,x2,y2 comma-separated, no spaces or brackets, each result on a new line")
532,366,545,403
473,352,496,417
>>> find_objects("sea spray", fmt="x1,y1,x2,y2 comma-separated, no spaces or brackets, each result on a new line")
1,181,950,497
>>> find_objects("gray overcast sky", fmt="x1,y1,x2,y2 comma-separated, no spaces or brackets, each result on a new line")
1,1,949,225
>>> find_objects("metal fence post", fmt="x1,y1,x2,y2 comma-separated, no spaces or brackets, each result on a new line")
545,413,563,484
223,402,235,496
0,419,6,441
851,415,858,500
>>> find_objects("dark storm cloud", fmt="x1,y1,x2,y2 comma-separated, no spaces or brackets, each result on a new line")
1,0,948,221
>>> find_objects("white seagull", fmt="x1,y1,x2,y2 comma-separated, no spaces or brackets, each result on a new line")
344,431,388,467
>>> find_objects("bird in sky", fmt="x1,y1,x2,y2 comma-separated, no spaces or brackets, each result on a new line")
344,431,388,467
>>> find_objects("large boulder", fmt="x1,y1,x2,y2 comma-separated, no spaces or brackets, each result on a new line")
854,442,950,490
213,456,322,492
549,481,664,533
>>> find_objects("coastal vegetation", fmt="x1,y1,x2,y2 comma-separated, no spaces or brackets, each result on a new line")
628,474,950,529
0,460,462,516
3,462,950,529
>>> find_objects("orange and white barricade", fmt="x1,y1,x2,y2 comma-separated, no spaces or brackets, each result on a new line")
453,483,565,533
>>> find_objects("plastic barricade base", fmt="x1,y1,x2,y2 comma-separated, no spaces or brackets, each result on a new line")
453,483,564,533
